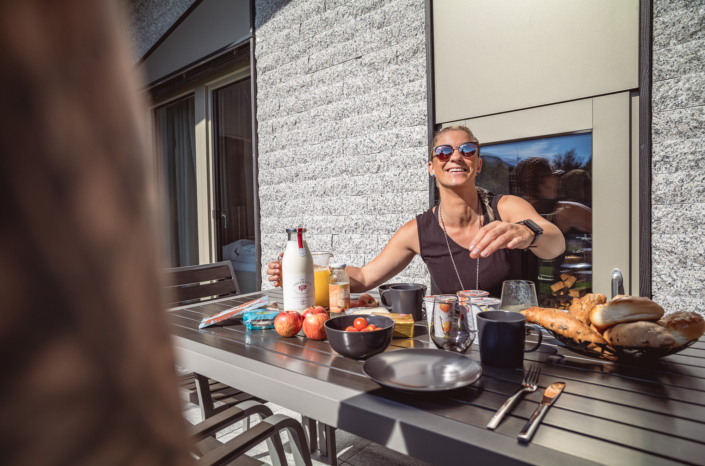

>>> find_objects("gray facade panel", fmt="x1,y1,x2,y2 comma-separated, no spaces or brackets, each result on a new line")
652,0,705,312
255,0,430,291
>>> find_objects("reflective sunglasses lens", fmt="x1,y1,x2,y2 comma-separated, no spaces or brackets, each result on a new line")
435,145,454,160
459,143,478,158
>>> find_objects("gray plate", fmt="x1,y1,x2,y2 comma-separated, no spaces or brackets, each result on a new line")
362,349,483,392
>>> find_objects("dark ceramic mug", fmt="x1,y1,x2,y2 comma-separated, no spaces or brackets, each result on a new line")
380,283,427,321
476,310,543,368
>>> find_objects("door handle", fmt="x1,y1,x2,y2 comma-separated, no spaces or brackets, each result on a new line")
611,269,624,299
221,213,227,229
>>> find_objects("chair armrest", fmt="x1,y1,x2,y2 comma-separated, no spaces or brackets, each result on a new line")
197,422,276,466
188,400,274,442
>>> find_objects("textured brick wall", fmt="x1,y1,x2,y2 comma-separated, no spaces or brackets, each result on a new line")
255,0,430,291
652,0,705,313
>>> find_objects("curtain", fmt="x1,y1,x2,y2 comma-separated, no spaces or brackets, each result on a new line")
155,96,199,267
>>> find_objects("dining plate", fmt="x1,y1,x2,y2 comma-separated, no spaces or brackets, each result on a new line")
362,348,482,392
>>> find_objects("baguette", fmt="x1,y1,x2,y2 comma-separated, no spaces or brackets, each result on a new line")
603,321,675,349
567,293,606,326
522,307,607,345
590,295,664,332
657,312,705,347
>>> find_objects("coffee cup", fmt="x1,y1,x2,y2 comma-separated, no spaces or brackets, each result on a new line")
476,310,543,368
380,283,427,321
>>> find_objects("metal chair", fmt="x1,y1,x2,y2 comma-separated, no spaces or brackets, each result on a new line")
191,400,313,466
166,261,253,420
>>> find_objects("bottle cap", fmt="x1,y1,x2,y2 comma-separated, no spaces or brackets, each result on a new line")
330,263,346,268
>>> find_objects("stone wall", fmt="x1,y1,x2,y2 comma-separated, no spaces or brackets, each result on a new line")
651,0,705,313
255,0,431,291
125,0,198,63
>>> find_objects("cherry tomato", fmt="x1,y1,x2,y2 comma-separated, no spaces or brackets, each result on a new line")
345,326,358,332
353,317,368,331
359,327,372,332
365,324,377,331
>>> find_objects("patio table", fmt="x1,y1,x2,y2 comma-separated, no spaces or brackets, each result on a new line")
168,289,705,466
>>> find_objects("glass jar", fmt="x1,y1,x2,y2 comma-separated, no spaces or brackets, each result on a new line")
328,263,350,317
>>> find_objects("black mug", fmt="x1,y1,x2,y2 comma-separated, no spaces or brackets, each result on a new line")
476,310,543,368
380,283,427,321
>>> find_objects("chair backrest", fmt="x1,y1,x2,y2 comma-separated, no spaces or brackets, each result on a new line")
165,261,240,307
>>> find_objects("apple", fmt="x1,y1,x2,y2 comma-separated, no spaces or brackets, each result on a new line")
303,313,329,340
357,293,377,307
302,306,327,319
439,302,452,313
274,311,303,338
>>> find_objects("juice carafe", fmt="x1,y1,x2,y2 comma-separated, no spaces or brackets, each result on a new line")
312,252,333,307
282,228,315,313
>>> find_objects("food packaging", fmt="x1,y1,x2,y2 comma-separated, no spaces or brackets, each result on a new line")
243,309,280,330
199,296,268,329
348,307,389,315
373,312,414,338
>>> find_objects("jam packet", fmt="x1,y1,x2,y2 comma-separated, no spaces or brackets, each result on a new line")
199,296,268,329
243,309,280,330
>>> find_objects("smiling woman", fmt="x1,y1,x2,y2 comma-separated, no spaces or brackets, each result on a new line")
268,125,566,297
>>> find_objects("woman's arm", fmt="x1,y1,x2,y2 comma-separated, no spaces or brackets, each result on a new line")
265,218,420,293
469,195,565,260
554,201,592,234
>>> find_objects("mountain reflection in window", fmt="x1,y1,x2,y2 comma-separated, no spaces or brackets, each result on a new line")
478,133,593,309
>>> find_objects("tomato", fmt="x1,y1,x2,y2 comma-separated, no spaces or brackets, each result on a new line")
345,326,358,332
353,317,368,331
359,327,372,332
365,324,377,331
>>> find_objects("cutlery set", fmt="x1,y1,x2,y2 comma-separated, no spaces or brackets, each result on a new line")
486,366,565,443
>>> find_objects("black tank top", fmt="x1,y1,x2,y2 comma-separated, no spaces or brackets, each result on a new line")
416,194,523,298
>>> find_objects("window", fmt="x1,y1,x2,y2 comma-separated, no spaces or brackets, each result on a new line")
154,95,199,267
479,133,593,308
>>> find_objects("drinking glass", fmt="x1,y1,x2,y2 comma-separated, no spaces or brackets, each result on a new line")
311,251,333,307
457,290,490,300
499,280,538,312
426,295,475,353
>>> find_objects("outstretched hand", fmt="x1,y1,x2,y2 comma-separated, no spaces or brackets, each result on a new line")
265,253,283,287
469,221,534,259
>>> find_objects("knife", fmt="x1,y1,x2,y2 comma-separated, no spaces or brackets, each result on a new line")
517,382,565,443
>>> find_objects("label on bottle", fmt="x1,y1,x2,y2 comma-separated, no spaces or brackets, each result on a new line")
329,284,350,314
283,273,315,311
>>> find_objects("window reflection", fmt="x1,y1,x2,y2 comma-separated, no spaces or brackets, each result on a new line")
478,133,593,309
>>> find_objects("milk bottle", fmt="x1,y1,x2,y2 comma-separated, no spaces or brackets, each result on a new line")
282,227,315,313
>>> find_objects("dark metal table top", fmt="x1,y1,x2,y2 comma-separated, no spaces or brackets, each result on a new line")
168,289,705,466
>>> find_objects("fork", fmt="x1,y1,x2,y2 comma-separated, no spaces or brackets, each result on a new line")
486,366,541,430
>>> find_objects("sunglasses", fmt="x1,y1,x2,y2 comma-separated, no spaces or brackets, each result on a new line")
432,142,479,162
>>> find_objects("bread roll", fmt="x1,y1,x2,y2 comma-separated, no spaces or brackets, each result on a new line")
589,296,664,331
657,312,705,347
603,321,675,349
567,293,607,326
522,307,607,345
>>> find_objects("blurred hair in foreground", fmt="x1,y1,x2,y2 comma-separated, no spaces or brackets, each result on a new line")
0,1,191,465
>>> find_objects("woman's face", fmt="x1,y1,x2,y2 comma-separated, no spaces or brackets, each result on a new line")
538,174,559,199
428,130,482,189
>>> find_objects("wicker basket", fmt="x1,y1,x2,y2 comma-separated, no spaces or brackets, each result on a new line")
544,328,697,361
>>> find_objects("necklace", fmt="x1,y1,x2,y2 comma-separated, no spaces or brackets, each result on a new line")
438,198,482,291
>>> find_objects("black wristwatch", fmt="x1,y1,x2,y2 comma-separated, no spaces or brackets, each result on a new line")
516,219,543,249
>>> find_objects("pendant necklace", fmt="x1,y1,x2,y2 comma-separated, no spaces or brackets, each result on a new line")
439,198,482,291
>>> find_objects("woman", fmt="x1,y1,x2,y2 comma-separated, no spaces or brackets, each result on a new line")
267,126,565,297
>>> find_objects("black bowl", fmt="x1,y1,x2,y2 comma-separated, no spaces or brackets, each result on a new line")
325,315,395,359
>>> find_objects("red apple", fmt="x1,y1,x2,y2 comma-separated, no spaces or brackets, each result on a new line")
274,311,303,338
303,313,329,340
302,306,327,319
357,293,377,307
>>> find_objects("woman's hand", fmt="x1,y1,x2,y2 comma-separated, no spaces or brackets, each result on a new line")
469,221,535,259
266,253,283,287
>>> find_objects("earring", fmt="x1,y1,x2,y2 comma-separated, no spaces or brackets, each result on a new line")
431,174,435,177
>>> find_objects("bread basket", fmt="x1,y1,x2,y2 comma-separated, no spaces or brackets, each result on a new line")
544,328,697,361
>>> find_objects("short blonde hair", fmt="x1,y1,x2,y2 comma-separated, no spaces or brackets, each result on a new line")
431,125,479,151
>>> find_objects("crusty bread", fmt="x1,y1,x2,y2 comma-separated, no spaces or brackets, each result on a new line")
522,307,607,345
589,296,664,331
567,293,607,326
657,312,705,347
603,321,675,349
